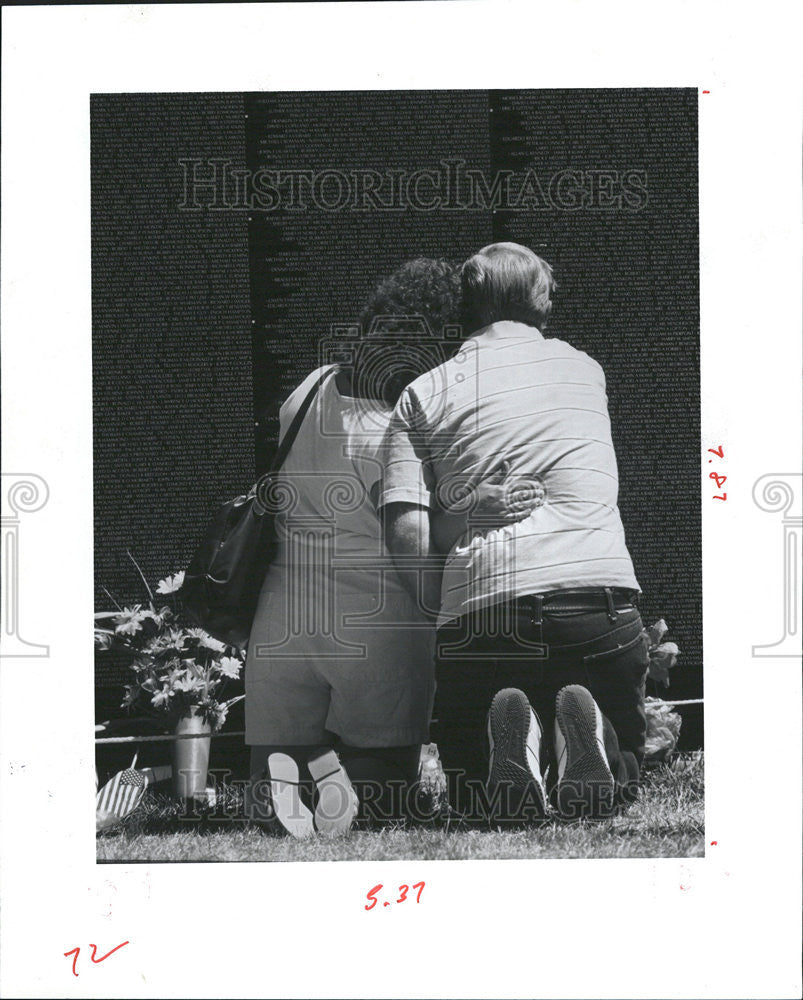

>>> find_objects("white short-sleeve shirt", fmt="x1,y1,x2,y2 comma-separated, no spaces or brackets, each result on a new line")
378,321,640,627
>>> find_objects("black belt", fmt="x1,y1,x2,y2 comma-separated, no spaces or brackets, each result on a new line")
440,587,641,635
512,587,639,615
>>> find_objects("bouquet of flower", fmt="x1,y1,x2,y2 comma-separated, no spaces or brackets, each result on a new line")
643,618,683,762
94,555,244,731
644,619,680,687
644,697,683,762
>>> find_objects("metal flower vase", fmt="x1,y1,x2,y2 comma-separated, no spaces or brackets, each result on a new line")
172,708,212,800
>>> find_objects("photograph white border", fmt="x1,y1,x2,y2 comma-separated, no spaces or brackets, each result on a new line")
1,3,801,998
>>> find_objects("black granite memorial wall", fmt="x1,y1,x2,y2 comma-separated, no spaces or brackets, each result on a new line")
92,89,701,767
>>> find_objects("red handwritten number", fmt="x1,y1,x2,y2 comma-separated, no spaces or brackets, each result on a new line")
64,941,129,977
90,942,129,964
365,884,383,911
366,881,425,909
64,947,80,978
708,447,727,501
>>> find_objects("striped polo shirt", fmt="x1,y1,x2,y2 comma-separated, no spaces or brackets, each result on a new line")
378,320,640,627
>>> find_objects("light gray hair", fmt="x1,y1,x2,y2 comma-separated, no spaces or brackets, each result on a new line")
461,242,556,332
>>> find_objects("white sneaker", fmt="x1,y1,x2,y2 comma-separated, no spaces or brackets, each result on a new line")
486,688,548,824
553,685,615,820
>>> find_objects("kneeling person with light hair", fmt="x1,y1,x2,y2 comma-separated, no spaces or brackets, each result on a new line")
380,242,648,824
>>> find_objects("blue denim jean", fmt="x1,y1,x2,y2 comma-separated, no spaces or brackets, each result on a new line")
434,593,649,811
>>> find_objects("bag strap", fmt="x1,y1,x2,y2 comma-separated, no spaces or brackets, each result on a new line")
269,366,336,474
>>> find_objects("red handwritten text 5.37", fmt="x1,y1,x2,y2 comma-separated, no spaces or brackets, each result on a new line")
365,881,425,910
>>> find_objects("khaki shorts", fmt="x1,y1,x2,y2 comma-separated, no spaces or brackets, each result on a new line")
245,648,435,748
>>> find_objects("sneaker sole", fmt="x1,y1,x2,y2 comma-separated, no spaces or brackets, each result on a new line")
554,686,614,820
308,750,358,837
487,688,547,824
267,753,315,838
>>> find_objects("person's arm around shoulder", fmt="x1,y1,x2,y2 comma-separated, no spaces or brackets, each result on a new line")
381,501,441,620
377,385,442,619
430,462,543,552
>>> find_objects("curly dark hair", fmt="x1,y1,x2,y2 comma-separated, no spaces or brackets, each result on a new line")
353,258,463,405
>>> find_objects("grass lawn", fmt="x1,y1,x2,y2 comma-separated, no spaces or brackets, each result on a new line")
97,751,704,863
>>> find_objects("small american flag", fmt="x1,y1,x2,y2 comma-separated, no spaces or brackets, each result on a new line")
96,766,146,819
